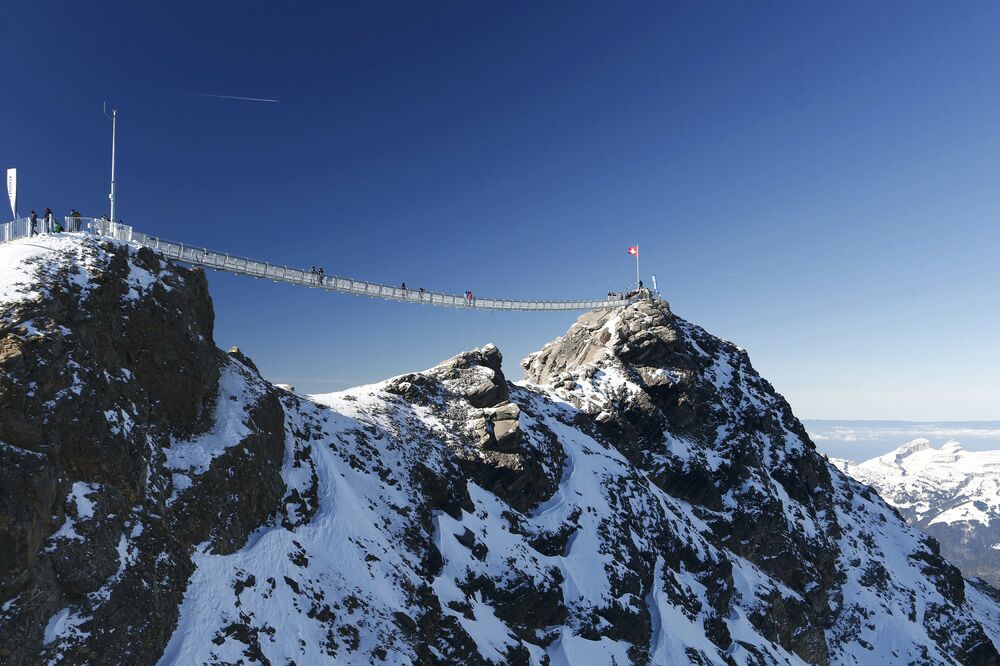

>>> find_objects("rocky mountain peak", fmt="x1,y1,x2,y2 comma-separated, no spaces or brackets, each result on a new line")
942,439,964,454
887,437,935,463
521,298,678,387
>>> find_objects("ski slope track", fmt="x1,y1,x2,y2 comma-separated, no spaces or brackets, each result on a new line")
0,233,998,665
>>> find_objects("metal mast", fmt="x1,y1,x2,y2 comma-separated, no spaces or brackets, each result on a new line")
636,243,640,289
104,104,117,222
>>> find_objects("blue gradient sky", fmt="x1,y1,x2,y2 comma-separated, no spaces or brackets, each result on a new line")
3,2,998,419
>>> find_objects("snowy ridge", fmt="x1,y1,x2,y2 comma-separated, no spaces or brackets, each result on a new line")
156,306,1000,663
158,370,822,664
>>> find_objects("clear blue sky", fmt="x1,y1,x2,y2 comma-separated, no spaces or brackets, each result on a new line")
3,1,999,420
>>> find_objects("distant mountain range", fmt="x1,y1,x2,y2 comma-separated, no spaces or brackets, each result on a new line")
832,439,1000,587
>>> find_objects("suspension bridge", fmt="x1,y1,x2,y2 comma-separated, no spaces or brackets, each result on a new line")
0,216,641,312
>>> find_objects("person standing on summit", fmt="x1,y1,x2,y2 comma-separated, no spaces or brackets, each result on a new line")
29,211,37,236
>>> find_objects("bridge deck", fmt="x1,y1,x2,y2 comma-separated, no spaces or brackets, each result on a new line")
1,217,633,312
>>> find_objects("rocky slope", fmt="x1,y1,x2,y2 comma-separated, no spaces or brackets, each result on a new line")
833,441,1000,588
0,233,998,665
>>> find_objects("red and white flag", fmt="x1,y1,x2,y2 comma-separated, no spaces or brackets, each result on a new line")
627,245,638,257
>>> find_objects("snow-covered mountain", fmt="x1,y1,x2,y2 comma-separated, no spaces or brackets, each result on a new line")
833,440,1000,588
1,232,998,665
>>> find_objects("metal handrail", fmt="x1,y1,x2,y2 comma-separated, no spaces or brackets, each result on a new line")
0,216,636,312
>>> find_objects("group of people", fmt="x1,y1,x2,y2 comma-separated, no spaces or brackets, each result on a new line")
399,285,474,303
399,283,481,303
26,209,87,236
309,266,326,282
27,208,59,235
400,283,428,299
608,280,649,301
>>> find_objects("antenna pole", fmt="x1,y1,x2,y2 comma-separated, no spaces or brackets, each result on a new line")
104,104,117,222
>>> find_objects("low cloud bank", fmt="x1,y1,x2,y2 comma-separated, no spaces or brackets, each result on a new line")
804,420,1000,460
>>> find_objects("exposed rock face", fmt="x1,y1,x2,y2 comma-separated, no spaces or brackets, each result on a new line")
385,343,561,513
0,237,286,664
520,299,998,665
0,234,998,665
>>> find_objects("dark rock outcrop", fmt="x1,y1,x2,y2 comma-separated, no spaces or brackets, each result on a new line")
386,344,562,513
0,238,287,664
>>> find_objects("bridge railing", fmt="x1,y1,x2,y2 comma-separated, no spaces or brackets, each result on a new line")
0,216,632,311
90,218,133,241
125,224,623,310
0,218,31,241
0,215,95,240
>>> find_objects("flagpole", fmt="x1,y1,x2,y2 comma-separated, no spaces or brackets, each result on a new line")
636,243,640,289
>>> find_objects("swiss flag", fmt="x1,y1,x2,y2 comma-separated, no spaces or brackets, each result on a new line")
627,245,638,256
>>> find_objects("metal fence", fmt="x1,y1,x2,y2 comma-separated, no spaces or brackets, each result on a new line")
1,216,632,312
0,218,32,241
0,215,91,240
63,216,89,232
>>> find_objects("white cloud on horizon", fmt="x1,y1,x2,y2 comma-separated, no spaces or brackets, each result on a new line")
806,426,1000,442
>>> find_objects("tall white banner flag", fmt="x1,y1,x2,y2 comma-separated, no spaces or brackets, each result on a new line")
6,168,15,220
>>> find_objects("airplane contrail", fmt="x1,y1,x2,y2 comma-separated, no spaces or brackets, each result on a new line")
177,92,280,103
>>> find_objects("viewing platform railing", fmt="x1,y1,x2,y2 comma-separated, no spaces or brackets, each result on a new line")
0,216,635,312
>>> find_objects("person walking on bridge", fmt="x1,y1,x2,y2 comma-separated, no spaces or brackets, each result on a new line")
29,211,37,236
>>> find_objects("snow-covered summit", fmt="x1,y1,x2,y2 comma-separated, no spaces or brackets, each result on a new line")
1,232,999,664
885,437,936,463
836,439,1000,524
0,232,174,310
